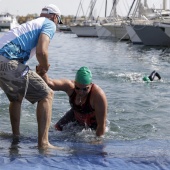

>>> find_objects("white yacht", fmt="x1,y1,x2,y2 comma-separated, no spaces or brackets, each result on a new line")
101,0,131,41
0,13,19,31
95,0,117,39
102,20,130,40
70,0,99,37
70,20,99,37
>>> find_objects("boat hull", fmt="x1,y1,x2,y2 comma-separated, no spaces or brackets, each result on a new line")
103,23,129,40
133,24,170,46
125,25,143,44
70,25,98,37
96,25,113,38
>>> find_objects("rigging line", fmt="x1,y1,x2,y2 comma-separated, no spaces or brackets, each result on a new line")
75,0,82,21
74,0,85,21
80,0,85,17
98,0,105,17
110,0,119,18
85,0,92,18
131,0,140,19
117,31,129,43
97,0,105,17
126,0,137,19
121,0,128,15
88,0,98,19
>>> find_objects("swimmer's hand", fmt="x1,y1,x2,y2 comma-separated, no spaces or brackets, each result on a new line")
90,136,103,145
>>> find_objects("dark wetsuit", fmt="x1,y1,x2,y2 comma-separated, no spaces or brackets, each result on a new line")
55,84,97,130
148,71,161,81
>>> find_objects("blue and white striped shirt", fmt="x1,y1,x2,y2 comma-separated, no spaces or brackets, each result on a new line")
0,17,56,64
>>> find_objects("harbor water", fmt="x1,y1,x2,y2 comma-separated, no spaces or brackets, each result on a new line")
1,31,170,169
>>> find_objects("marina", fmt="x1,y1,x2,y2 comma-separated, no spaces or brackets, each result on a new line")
1,29,170,169
1,0,170,169
68,0,170,46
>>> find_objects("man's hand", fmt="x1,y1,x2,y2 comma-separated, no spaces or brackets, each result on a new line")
36,64,50,76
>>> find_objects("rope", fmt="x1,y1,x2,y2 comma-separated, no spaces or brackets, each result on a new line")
22,66,29,99
23,72,29,99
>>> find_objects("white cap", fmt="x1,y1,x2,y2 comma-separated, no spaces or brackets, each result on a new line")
41,4,61,16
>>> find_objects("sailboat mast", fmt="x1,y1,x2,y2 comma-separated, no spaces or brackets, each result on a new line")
109,0,118,17
88,0,97,20
105,0,107,17
163,0,167,10
144,0,147,7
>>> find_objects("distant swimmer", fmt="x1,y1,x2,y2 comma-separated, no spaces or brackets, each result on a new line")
143,71,161,82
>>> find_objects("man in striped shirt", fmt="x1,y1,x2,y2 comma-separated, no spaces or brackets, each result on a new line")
0,4,62,149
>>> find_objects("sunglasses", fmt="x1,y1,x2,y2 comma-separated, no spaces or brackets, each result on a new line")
56,15,62,24
49,13,62,24
75,85,90,91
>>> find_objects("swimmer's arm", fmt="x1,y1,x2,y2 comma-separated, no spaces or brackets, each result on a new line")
36,33,50,73
41,74,74,95
94,89,107,137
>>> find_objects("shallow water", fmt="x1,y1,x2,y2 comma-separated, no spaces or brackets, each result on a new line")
1,32,170,169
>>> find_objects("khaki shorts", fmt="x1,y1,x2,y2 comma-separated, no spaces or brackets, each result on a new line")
0,55,50,103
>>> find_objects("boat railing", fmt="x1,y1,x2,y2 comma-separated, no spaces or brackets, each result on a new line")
0,20,11,23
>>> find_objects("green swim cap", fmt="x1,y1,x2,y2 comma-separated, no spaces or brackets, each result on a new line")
75,66,92,85
143,76,150,82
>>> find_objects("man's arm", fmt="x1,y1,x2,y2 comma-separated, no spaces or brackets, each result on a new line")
36,33,50,73
93,86,107,137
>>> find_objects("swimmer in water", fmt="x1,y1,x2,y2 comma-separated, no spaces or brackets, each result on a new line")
36,66,108,137
143,71,161,82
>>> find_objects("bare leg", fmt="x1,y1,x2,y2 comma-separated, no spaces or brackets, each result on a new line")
55,109,75,130
36,90,54,148
9,99,22,136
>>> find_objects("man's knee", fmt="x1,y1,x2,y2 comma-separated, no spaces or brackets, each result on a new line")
45,89,54,101
49,89,54,99
9,95,23,103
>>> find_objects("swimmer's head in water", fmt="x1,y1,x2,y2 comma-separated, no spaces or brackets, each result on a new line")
75,66,92,85
143,76,150,82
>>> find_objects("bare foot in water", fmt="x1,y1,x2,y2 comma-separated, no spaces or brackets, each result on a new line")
48,144,65,150
39,143,65,150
